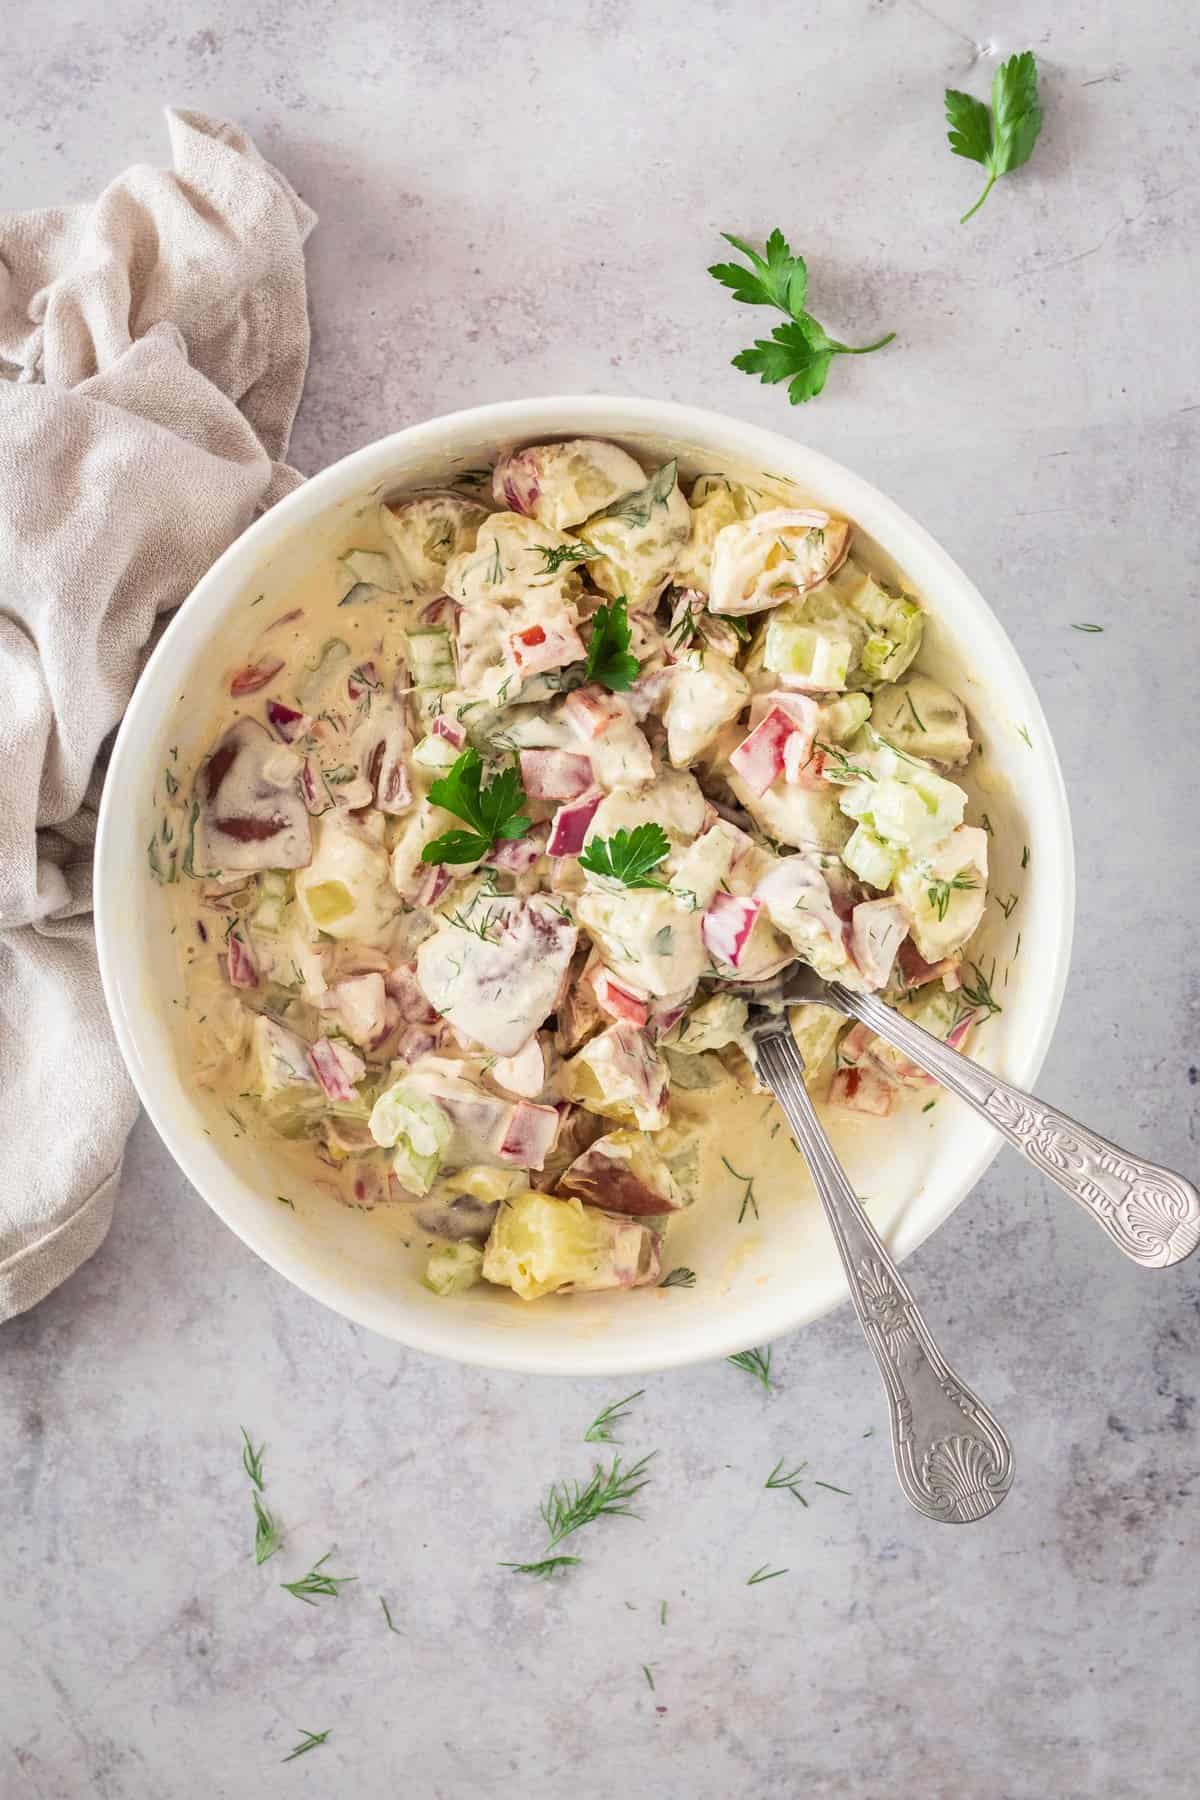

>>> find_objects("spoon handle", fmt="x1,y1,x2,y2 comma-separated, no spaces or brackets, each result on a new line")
754,1024,1014,1524
825,984,1200,1270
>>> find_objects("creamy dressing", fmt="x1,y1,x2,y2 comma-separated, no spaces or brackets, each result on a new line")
158,442,997,1303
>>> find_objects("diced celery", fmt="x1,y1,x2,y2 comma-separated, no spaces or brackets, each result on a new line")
662,1048,730,1090
340,548,400,594
369,1080,453,1197
764,614,852,689
252,869,292,934
296,638,350,706
424,1242,485,1297
842,824,900,889
816,692,871,742
411,732,462,772
788,1001,846,1088
406,629,456,692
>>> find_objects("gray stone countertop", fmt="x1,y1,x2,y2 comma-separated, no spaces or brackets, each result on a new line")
3,2,1197,1795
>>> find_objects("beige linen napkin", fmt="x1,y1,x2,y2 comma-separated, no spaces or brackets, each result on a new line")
0,109,316,1320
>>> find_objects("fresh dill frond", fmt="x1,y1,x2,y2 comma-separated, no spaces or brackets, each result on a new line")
279,1552,358,1606
540,1452,655,1547
379,1595,401,1633
499,1555,582,1579
765,1457,809,1504
727,1347,772,1391
746,1563,788,1586
721,1155,758,1223
814,1480,851,1495
958,958,1002,1019
282,1728,330,1763
926,873,977,922
240,1427,265,1492
535,540,600,575
252,1491,282,1564
584,1390,645,1445
642,1663,656,1691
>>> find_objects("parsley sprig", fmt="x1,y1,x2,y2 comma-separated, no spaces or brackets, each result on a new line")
579,823,671,890
709,229,894,405
585,597,640,692
945,51,1043,223
422,748,531,865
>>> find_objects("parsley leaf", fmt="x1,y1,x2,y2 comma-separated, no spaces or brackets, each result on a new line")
422,749,531,865
585,597,640,692
711,229,894,405
579,823,671,890
945,51,1043,222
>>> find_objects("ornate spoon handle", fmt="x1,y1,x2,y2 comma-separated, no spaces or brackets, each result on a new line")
824,983,1200,1270
754,1024,1014,1524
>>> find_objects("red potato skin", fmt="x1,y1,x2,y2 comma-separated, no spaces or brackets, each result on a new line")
559,1142,684,1217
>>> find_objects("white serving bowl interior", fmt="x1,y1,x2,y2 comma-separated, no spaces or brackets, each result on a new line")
95,397,1074,1374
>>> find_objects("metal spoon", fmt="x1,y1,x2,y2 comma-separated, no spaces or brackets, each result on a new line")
782,965,1200,1269
750,1009,1015,1524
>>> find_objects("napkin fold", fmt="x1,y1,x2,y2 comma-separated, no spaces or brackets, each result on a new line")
0,109,315,1320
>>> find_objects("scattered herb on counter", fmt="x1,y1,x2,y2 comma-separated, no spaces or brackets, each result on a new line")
541,1452,655,1548
579,823,671,890
642,1664,657,1691
282,1728,330,1764
660,1267,696,1289
746,1564,788,1586
379,1595,402,1633
1072,622,1104,633
584,596,640,692
814,1481,852,1495
241,1427,266,1492
584,1390,645,1446
422,748,531,865
765,1458,810,1505
660,1600,668,1625
727,1347,772,1391
945,50,1043,222
709,228,894,405
280,1552,358,1607
253,1492,282,1565
499,1555,583,1579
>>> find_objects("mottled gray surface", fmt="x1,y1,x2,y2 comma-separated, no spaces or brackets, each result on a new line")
3,2,1198,1795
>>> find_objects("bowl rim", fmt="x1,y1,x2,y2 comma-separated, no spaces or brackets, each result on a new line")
95,394,1075,1374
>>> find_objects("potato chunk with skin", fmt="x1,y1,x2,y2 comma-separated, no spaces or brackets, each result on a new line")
294,812,397,945
674,474,758,593
709,509,851,616
379,490,489,601
559,1023,670,1130
663,650,751,768
415,896,578,1055
482,1189,661,1300
444,513,582,608
195,718,312,875
559,1129,688,1216
493,439,647,530
870,674,971,766
578,461,692,609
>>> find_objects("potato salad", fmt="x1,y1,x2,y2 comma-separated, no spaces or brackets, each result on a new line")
157,439,993,1302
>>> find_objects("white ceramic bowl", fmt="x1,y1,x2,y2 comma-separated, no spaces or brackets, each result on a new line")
95,397,1074,1374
